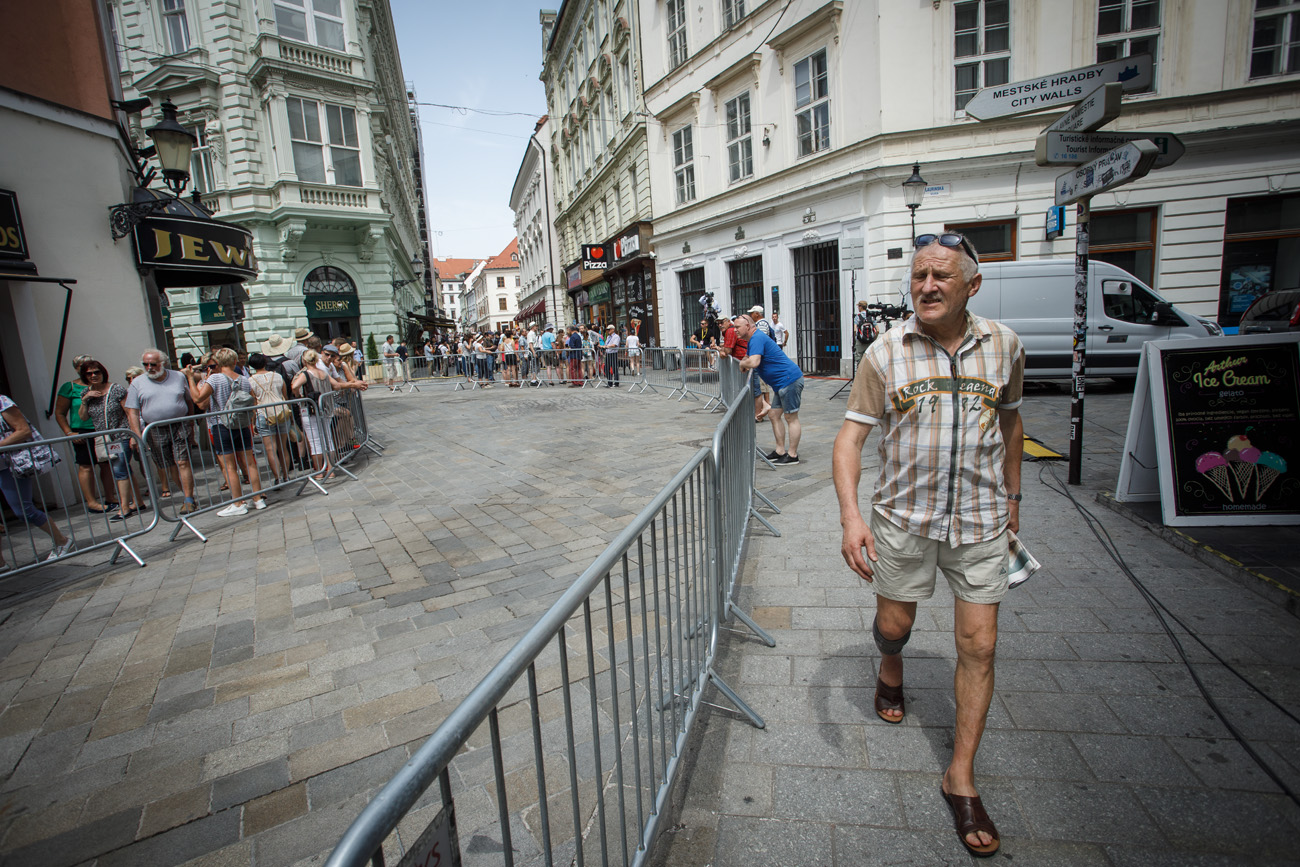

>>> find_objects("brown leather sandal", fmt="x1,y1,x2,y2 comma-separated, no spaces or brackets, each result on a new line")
941,786,1000,857
874,677,904,724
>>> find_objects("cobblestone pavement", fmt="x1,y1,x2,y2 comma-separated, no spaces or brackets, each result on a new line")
0,382,723,867
2,375,1298,867
652,378,1300,866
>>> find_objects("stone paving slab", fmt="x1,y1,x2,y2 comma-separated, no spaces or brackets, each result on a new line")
650,378,1300,866
0,383,721,866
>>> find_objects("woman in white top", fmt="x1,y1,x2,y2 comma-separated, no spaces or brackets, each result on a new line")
248,352,292,484
290,349,335,479
626,319,643,375
187,347,264,516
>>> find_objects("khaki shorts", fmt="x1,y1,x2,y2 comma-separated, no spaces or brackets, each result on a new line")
869,509,1009,604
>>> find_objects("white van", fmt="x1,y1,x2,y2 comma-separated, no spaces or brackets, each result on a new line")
964,259,1222,379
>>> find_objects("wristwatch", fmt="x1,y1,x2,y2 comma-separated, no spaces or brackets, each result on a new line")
1008,493,1023,502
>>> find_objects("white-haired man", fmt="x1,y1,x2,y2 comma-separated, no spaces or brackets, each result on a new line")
832,232,1024,859
125,348,198,513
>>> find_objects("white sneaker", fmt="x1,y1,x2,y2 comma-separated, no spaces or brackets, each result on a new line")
252,498,267,510
217,503,248,517
46,541,74,561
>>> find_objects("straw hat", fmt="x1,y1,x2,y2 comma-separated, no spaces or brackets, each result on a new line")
293,327,311,340
263,333,289,354
337,342,354,355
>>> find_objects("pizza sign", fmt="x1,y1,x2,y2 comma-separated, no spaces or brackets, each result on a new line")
582,244,610,270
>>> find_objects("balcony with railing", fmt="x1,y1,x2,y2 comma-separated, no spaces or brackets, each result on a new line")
250,33,366,85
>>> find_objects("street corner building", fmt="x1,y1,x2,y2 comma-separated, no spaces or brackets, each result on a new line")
111,0,432,355
619,0,1300,376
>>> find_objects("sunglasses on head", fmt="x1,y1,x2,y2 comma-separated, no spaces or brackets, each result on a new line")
914,233,978,264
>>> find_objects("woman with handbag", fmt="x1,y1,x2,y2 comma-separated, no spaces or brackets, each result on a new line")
248,352,293,485
0,394,72,567
54,354,117,513
187,347,264,517
76,360,146,522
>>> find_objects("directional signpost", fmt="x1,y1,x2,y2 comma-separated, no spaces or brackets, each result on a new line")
962,54,1153,121
1046,82,1122,133
1036,130,1185,168
966,52,1181,485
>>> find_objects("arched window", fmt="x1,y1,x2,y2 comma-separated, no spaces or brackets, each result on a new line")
303,266,356,294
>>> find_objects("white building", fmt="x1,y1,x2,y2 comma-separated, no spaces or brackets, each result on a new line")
467,239,521,333
542,2,659,342
637,0,1300,374
511,115,569,328
432,257,479,330
112,0,428,354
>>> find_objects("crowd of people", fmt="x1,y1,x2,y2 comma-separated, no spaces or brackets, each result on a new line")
0,326,374,567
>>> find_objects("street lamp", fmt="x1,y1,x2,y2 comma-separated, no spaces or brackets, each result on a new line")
148,100,198,195
902,162,927,241
109,97,205,239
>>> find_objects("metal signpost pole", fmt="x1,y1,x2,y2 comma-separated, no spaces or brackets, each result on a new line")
1069,198,1090,486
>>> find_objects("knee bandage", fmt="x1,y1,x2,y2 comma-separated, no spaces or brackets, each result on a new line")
872,616,911,656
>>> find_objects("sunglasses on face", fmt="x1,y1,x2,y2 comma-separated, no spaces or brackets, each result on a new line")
914,233,979,264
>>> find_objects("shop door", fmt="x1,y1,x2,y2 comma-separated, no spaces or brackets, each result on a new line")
311,318,357,342
792,241,841,375
679,267,706,345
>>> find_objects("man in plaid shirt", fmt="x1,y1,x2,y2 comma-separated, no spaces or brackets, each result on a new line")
832,233,1024,859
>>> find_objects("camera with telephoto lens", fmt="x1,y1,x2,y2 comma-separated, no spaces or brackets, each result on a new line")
867,302,909,320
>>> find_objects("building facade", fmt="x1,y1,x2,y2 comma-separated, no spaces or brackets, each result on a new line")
466,239,521,333
432,256,479,329
541,1,659,344
637,0,1300,374
511,116,569,328
112,0,427,354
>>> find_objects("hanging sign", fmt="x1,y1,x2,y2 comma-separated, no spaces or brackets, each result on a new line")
582,244,611,270
1037,130,1185,168
1045,205,1066,241
1055,140,1160,206
963,54,1153,120
1045,82,1123,133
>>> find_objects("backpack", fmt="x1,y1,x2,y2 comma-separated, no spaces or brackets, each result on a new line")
854,312,876,344
251,373,291,425
265,355,296,393
212,373,256,428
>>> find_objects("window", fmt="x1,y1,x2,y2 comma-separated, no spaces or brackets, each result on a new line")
161,0,191,54
189,123,217,194
108,4,125,68
499,296,508,310
287,97,361,186
679,267,706,345
1218,193,1300,325
604,86,616,142
729,256,763,314
1096,0,1159,93
954,0,1010,111
1089,207,1158,287
723,0,746,29
303,266,356,294
497,276,506,288
667,0,688,69
794,50,830,157
725,92,753,182
945,219,1017,262
275,0,345,51
1102,279,1165,324
619,55,633,114
673,125,696,204
515,275,521,286
1250,0,1300,79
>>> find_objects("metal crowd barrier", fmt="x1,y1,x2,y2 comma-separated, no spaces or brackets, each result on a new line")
324,366,774,867
681,349,724,410
139,397,331,543
318,388,377,477
0,429,160,577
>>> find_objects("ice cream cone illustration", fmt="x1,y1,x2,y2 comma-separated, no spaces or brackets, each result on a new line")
1195,452,1233,501
1231,446,1260,497
1255,451,1287,501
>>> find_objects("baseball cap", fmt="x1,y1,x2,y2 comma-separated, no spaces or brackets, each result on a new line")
749,305,764,315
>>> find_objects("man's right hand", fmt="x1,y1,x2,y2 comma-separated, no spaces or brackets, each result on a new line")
841,518,878,581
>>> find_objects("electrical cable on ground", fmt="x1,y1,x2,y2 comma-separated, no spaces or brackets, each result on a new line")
1038,462,1300,811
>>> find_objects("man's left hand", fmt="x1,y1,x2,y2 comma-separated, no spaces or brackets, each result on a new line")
1008,500,1020,534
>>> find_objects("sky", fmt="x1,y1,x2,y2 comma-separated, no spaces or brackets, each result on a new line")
391,1,550,262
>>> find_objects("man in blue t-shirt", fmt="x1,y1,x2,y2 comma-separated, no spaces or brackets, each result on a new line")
539,325,558,385
735,313,804,465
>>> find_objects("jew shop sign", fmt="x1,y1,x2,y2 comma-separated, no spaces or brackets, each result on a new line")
1147,334,1300,526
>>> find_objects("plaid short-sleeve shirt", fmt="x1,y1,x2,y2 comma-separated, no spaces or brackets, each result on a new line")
845,312,1025,547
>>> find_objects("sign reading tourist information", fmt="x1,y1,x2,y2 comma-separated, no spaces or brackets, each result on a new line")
1036,130,1185,169
581,244,610,270
1055,140,1160,206
1045,82,1122,133
963,54,1153,120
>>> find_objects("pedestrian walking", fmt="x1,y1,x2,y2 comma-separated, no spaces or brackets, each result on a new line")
0,394,73,566
832,233,1024,859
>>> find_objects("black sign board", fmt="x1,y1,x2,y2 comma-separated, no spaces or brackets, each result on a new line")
134,213,258,288
1145,335,1300,525
306,294,359,318
582,244,611,270
0,189,31,261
